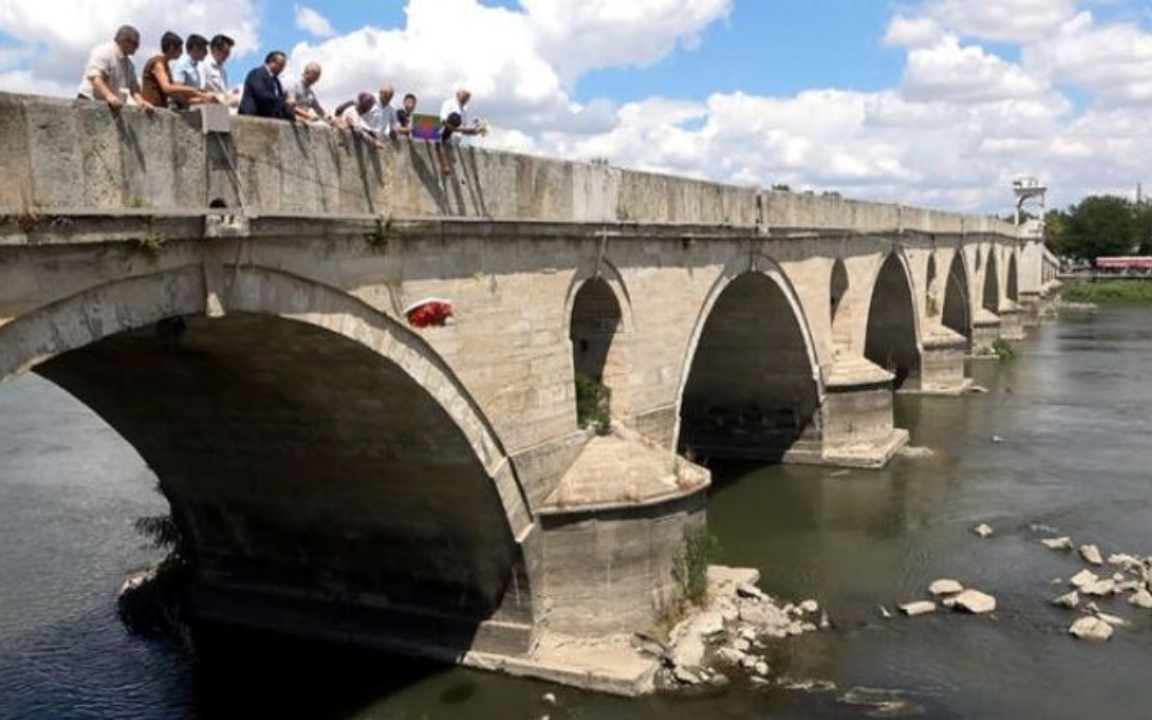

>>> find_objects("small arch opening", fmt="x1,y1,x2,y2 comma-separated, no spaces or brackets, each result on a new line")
569,278,623,430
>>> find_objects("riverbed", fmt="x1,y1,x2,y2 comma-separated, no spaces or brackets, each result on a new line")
1,306,1151,719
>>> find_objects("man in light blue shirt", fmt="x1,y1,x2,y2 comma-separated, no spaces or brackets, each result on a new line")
168,33,208,107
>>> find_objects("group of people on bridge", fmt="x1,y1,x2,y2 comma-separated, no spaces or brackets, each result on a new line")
76,25,485,174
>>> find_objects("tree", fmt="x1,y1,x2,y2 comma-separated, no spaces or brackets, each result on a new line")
1058,195,1136,262
1133,201,1152,255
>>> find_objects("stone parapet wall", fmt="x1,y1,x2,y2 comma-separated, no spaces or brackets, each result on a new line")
0,92,1017,239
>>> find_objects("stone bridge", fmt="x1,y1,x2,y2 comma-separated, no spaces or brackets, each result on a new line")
0,93,1058,683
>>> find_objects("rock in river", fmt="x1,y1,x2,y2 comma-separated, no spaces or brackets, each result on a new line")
951,589,996,614
1079,544,1104,566
928,579,964,596
1069,616,1113,641
1041,536,1074,551
899,601,936,617
1052,590,1080,609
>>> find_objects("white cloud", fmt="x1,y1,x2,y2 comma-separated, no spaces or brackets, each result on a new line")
900,35,1049,103
522,0,732,83
1023,11,1152,105
294,4,336,39
288,0,728,134
920,0,1077,42
884,14,944,48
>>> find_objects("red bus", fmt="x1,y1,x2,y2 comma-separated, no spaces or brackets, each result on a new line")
1095,256,1152,273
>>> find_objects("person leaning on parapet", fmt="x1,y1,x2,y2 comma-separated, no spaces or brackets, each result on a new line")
238,51,295,120
436,88,480,174
76,25,154,112
365,84,400,140
289,62,330,124
203,34,237,107
339,92,385,149
168,33,211,107
394,92,417,136
141,31,214,109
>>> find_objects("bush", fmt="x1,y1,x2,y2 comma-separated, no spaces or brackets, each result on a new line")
990,338,1015,360
574,371,611,435
1061,280,1152,304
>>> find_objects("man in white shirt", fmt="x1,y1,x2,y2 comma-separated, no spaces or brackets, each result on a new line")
203,34,237,107
77,25,154,111
436,88,479,174
365,84,398,139
168,33,209,104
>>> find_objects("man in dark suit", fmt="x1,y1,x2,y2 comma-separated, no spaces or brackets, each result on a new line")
238,51,295,120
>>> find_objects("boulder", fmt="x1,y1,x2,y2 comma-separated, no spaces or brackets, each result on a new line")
899,601,937,617
1095,612,1128,627
670,634,706,670
952,589,996,614
798,599,820,614
673,666,703,685
694,610,725,639
1081,579,1116,597
973,523,995,538
1041,537,1074,551
716,647,745,665
736,583,767,602
1069,616,1113,641
1070,569,1099,589
1052,590,1080,609
1079,544,1104,566
1108,553,1143,572
1128,589,1152,609
739,602,789,629
928,579,964,596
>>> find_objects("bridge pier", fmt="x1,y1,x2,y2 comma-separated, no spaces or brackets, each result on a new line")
1019,291,1043,328
972,310,1003,353
820,356,909,467
915,329,973,395
998,304,1026,340
535,427,710,635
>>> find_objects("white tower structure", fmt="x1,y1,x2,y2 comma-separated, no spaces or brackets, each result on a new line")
1013,176,1047,237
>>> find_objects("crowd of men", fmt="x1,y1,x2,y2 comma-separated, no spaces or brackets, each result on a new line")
78,25,484,174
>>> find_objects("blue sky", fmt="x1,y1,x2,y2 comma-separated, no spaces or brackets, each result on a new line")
3,0,1152,211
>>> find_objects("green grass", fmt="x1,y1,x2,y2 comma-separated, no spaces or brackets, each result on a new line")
1061,280,1152,304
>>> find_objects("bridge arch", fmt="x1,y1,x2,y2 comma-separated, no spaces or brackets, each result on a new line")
1007,250,1020,303
926,252,938,312
674,262,821,463
983,246,1001,314
863,251,921,389
829,257,851,349
0,265,534,645
565,260,634,422
942,249,972,339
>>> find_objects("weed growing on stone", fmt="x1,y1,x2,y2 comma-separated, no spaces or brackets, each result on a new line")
673,526,720,607
131,223,167,257
575,371,612,435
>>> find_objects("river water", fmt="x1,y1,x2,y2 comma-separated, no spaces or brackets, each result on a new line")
2,306,1151,720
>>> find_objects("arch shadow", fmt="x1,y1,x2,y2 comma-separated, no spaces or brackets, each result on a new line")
674,262,822,463
0,265,535,656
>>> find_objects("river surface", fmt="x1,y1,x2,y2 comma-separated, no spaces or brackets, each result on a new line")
2,306,1151,720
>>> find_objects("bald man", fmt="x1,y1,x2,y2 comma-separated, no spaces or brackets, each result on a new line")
365,84,399,139
290,62,329,123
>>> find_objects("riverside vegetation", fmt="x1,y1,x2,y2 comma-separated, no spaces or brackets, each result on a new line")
1060,279,1152,304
